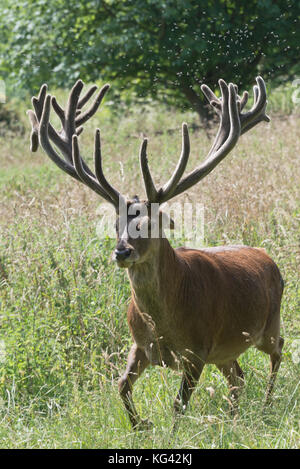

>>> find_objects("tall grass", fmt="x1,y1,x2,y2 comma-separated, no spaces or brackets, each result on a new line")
0,82,299,448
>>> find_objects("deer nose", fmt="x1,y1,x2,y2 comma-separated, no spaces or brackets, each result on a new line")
114,248,132,261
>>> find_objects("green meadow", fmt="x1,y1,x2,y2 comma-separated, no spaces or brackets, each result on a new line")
0,85,299,448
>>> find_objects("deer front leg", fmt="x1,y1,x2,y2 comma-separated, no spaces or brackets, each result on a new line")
173,360,204,415
171,360,204,433
217,360,245,415
118,343,149,428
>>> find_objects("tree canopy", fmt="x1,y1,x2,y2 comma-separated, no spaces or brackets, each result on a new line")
0,0,299,120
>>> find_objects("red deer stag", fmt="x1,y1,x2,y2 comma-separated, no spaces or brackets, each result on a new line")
27,77,284,428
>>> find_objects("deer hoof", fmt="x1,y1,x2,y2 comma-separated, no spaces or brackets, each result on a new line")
133,418,153,431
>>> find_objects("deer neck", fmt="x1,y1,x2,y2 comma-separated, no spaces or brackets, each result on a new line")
127,237,178,321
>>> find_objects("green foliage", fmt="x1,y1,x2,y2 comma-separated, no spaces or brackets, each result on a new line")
0,0,299,117
0,100,25,136
0,215,132,408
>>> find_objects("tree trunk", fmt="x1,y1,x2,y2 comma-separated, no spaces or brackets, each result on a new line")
182,86,212,126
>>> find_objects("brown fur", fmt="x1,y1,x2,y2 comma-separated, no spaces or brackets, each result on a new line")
118,235,284,427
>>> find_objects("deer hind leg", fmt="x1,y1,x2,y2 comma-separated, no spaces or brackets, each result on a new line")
217,360,245,415
118,344,149,429
261,335,284,404
256,310,284,404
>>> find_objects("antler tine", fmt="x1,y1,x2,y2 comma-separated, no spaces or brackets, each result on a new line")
207,79,230,156
32,83,47,117
226,83,241,146
27,110,39,152
38,94,81,180
65,79,84,138
158,123,190,203
77,84,98,109
139,138,159,202
71,135,116,204
201,83,219,110
76,84,110,128
94,129,124,208
198,79,232,161
239,91,249,111
139,123,190,204
240,76,270,133
51,96,65,127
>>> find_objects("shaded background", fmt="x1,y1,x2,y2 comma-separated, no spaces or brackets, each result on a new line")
0,0,299,122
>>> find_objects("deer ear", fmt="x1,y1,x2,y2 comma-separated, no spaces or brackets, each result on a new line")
159,211,175,230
